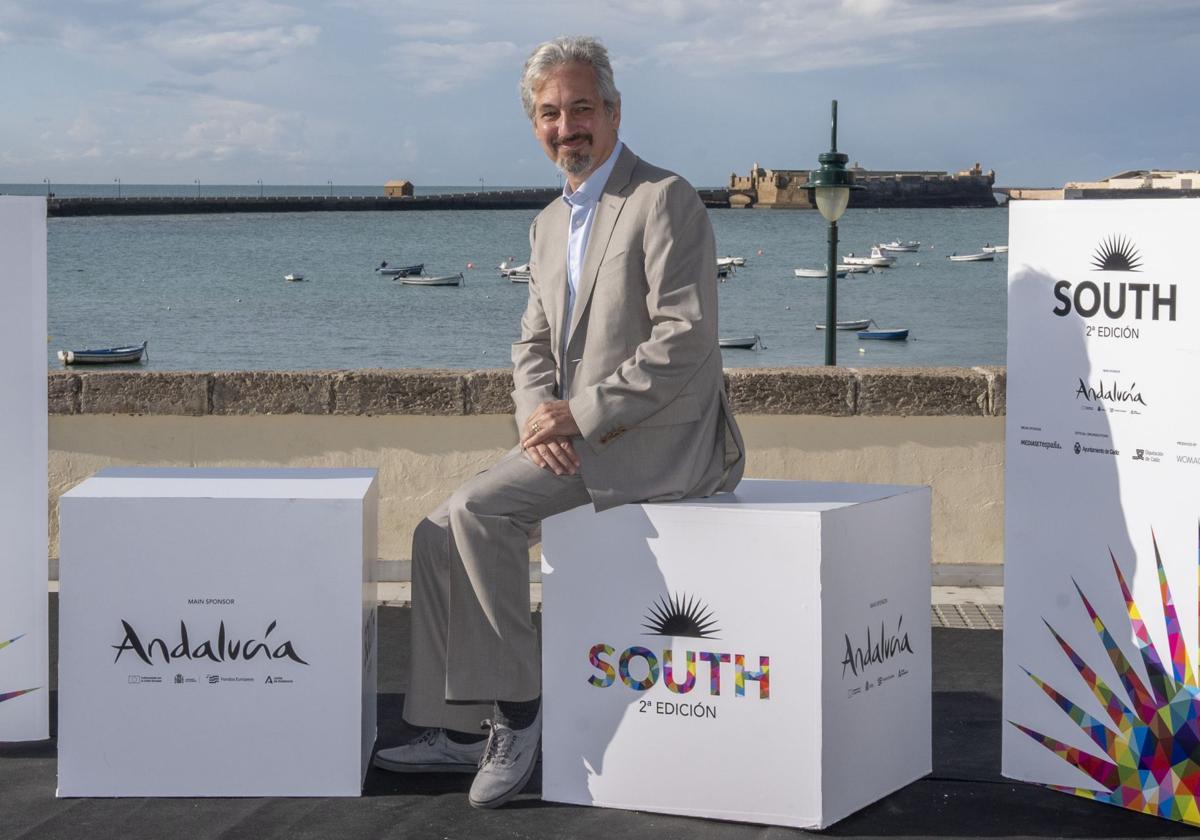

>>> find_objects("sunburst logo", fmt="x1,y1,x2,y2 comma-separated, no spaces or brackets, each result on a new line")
642,593,720,639
1,632,40,706
1091,235,1143,272
1012,527,1200,826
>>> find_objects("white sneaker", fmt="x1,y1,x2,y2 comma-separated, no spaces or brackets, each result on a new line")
468,706,542,809
373,728,486,774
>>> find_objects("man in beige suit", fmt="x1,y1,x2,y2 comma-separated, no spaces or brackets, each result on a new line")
373,35,744,808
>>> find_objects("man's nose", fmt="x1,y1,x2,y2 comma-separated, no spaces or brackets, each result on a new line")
556,111,579,136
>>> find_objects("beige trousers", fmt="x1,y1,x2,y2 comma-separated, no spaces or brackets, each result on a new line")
403,446,591,733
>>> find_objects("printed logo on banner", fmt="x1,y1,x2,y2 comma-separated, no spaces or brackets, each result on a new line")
1013,528,1200,826
1075,377,1147,412
111,619,310,666
839,598,915,700
586,592,770,720
1052,235,1177,326
1091,235,1143,272
0,633,40,706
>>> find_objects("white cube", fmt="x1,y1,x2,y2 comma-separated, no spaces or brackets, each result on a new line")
57,468,378,797
541,479,932,829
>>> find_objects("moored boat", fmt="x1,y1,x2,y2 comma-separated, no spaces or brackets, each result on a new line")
980,244,1008,254
794,267,848,279
377,263,424,276
58,340,148,365
816,319,872,331
284,273,305,282
857,327,909,341
843,246,896,267
499,261,530,277
880,240,920,252
718,334,760,349
400,273,464,286
717,256,746,267
947,252,994,262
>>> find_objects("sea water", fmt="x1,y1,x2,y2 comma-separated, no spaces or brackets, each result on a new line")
42,203,1008,371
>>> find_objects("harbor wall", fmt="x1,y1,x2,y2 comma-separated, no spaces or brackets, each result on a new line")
47,367,1005,585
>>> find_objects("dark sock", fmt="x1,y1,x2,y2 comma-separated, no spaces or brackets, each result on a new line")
446,729,486,745
495,695,541,730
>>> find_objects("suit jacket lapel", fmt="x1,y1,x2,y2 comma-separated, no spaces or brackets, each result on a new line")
566,146,636,351
538,198,570,362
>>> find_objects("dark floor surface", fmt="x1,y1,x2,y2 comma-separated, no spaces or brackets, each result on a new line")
1,600,1195,840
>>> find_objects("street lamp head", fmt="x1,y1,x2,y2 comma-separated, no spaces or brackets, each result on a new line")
806,151,861,223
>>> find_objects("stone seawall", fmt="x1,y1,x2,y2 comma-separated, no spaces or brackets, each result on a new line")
47,367,1007,583
48,366,1006,417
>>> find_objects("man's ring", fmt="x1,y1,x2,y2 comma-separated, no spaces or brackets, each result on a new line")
532,421,541,433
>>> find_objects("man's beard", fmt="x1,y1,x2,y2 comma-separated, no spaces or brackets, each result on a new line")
555,134,593,177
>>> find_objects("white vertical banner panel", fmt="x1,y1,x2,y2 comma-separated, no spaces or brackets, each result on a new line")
0,197,49,741
1003,199,1200,825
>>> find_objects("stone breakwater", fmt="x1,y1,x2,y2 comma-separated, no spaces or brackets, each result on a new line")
47,366,1006,417
46,189,735,216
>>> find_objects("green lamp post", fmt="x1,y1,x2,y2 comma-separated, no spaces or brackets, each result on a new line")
805,100,862,365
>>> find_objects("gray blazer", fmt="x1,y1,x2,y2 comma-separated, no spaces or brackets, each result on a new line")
511,146,745,511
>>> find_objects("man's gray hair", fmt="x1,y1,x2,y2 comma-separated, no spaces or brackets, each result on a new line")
520,36,620,121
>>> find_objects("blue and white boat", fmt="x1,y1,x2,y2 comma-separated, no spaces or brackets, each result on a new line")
377,262,424,277
857,328,909,341
58,340,148,365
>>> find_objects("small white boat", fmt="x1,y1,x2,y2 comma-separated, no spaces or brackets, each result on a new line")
717,256,746,268
947,252,994,262
284,273,305,282
816,319,873,331
718,334,760,350
842,246,895,267
879,240,920,252
400,273,464,286
981,244,1008,254
837,264,873,274
794,267,848,279
499,261,530,276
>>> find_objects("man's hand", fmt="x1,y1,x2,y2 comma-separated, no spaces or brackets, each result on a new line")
524,435,581,476
521,400,581,449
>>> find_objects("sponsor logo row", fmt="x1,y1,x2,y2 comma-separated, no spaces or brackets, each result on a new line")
1017,427,1198,464
126,673,296,686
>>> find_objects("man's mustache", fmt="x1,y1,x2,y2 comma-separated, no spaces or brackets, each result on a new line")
555,133,592,149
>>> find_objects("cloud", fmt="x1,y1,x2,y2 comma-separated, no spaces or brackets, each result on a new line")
0,1,319,73
388,40,521,94
169,96,308,162
150,23,320,73
641,0,1132,74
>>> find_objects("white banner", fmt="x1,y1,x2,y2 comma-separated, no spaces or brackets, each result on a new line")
58,468,378,796
1003,199,1200,826
0,197,48,742
542,480,931,828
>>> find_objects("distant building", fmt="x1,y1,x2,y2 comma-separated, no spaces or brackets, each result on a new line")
1067,169,1200,191
1009,169,1200,200
728,162,995,209
384,180,414,197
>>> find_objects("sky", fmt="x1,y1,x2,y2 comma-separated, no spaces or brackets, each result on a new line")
1,0,1197,188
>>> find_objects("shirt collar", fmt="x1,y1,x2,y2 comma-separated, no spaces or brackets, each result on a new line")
561,140,623,209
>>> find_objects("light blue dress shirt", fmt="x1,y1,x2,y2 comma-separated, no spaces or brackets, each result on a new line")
560,140,623,361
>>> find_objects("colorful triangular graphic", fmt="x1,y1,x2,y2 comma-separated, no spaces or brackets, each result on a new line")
1013,526,1200,826
1,633,39,706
